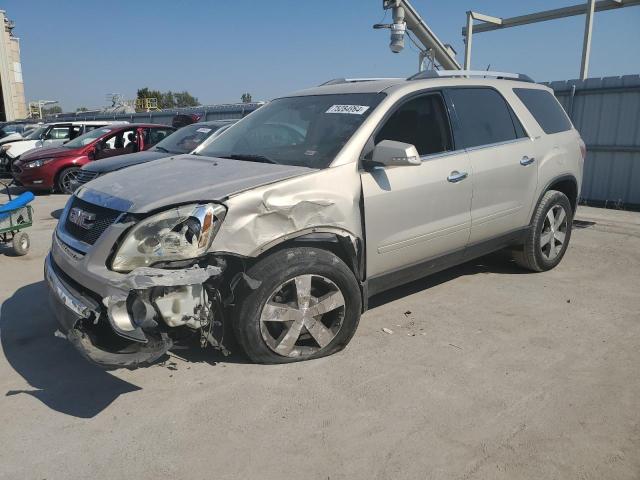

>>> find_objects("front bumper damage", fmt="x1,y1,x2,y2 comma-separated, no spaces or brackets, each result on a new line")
45,253,225,368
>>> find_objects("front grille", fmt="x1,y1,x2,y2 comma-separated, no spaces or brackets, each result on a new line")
63,196,122,245
75,170,101,185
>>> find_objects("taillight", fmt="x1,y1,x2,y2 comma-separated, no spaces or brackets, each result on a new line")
579,139,587,160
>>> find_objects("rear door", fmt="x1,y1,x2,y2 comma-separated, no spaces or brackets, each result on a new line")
447,87,538,244
361,91,472,280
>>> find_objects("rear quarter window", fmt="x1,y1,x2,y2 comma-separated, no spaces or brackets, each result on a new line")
513,88,572,134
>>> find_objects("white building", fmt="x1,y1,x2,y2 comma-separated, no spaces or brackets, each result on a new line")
0,10,27,121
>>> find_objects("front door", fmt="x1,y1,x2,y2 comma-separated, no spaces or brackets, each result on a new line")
447,87,538,243
361,92,472,280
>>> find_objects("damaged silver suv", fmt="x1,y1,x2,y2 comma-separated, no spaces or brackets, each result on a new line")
46,71,585,367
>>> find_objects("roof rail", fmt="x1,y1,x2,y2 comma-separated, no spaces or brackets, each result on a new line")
320,77,404,86
408,70,534,83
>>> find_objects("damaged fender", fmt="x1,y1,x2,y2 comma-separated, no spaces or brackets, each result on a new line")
212,162,364,257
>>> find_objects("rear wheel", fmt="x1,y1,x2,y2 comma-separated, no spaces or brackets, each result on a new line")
12,231,29,256
233,247,362,364
513,190,573,272
57,167,81,194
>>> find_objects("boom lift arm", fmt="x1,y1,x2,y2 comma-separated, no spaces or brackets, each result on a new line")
374,0,461,71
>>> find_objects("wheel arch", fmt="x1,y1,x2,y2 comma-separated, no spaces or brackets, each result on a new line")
251,228,364,282
532,174,579,222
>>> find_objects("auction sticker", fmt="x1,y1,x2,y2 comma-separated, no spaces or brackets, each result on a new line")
325,105,370,115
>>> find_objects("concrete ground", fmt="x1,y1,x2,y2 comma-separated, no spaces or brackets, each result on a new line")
0,191,639,480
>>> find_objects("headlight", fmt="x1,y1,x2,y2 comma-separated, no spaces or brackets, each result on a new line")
111,203,226,272
24,158,53,169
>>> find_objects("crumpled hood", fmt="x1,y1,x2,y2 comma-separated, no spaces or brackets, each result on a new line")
82,150,170,173
77,154,315,213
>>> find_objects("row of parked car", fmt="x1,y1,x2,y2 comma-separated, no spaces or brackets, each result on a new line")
2,118,236,193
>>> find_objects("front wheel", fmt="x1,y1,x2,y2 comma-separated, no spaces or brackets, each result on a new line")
233,247,362,364
513,190,573,272
12,231,30,256
56,167,82,194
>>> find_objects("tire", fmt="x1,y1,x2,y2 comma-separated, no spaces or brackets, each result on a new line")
513,190,573,272
12,231,29,256
56,167,81,194
232,247,362,364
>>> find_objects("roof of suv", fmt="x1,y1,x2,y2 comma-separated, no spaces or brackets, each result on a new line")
287,75,550,98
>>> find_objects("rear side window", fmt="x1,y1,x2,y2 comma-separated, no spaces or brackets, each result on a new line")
514,88,572,134
375,93,453,156
448,88,524,149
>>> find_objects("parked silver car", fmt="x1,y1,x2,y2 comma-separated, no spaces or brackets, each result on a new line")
45,71,585,367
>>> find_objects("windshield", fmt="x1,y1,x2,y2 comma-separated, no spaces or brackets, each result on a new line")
197,93,384,168
63,127,113,148
153,123,227,154
0,126,17,139
24,126,47,140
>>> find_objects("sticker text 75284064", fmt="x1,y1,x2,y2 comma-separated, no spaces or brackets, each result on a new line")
325,105,370,115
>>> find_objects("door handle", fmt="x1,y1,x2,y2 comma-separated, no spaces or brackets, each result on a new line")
520,156,535,166
447,171,468,183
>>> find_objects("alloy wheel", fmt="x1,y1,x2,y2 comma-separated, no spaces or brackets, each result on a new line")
259,274,346,358
60,169,80,193
540,204,568,261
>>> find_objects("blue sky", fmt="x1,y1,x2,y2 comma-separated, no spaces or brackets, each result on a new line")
4,0,640,111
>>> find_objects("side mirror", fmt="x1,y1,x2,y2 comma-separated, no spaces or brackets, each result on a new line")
369,140,421,167
87,148,95,160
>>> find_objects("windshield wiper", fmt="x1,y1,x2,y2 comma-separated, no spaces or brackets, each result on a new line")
218,153,278,164
154,146,170,153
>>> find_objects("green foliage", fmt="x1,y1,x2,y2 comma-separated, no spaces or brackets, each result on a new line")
42,105,62,115
76,107,89,112
137,87,199,109
241,92,253,103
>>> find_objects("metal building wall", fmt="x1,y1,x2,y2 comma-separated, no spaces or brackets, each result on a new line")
44,102,264,126
547,75,640,209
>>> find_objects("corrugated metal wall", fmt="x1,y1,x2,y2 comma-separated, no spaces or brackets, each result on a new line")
548,75,640,209
44,102,264,126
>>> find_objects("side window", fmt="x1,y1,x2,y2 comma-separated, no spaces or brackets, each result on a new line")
70,126,82,140
448,88,524,149
102,128,137,150
144,128,173,146
513,88,572,134
375,93,453,156
45,126,72,140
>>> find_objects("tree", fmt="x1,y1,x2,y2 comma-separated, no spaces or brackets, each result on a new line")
42,105,62,115
174,91,199,108
76,107,89,112
137,87,199,110
241,92,253,103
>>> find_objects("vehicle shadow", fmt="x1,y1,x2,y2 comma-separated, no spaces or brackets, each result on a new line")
369,251,525,309
0,281,142,418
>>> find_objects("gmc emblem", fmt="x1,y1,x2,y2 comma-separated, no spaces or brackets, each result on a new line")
68,207,96,230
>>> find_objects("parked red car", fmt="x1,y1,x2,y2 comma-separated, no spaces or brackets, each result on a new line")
12,123,175,193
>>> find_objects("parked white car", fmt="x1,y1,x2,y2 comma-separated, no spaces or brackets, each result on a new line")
1,121,128,164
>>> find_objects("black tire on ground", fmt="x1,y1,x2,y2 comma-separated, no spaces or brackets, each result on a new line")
56,167,81,194
513,190,573,272
232,247,362,364
12,231,29,256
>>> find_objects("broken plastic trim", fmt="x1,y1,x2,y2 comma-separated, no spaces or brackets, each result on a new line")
67,327,173,369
